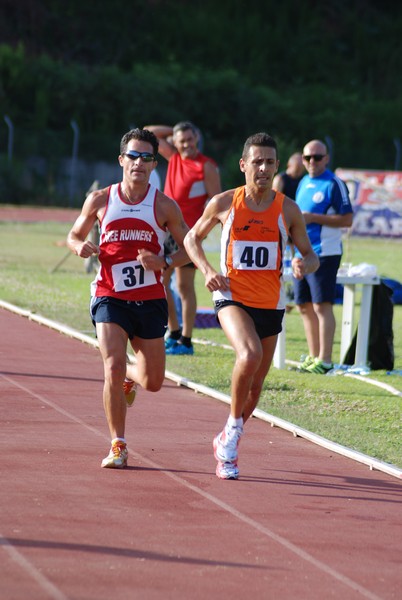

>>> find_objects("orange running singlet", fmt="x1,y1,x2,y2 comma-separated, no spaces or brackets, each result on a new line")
213,186,289,309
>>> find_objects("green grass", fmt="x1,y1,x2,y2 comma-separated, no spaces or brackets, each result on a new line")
0,220,401,468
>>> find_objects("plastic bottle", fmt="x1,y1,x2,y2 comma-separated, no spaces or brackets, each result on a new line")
283,245,293,276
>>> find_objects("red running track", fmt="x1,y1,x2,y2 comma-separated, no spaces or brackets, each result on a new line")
1,306,401,600
0,205,80,223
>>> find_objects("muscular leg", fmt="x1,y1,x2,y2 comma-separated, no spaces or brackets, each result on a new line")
175,266,197,339
127,336,166,391
242,335,277,422
297,301,319,357
96,322,128,440
217,305,267,419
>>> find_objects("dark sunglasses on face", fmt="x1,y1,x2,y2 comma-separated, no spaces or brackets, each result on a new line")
125,150,155,163
303,154,326,162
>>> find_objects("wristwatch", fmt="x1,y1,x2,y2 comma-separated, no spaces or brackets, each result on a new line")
163,254,173,269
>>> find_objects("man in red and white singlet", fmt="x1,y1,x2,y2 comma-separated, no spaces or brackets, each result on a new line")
67,128,189,468
184,132,319,480
145,122,221,355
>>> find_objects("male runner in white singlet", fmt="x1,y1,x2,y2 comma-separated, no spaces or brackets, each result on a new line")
67,128,189,468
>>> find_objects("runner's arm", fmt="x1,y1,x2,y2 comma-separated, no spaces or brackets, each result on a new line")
184,193,231,292
137,193,189,271
67,191,105,258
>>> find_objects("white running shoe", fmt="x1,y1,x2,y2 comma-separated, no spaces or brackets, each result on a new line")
101,440,128,468
216,461,239,480
213,425,243,463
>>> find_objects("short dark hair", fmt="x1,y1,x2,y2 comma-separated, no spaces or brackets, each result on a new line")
120,128,159,156
172,121,198,137
242,132,277,159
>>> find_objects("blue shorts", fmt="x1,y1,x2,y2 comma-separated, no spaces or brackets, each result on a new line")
214,300,284,339
293,255,341,305
90,296,168,340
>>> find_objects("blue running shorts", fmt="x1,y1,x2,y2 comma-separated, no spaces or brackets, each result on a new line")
293,255,341,305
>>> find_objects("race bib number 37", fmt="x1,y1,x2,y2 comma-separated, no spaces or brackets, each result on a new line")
232,241,278,270
112,260,157,292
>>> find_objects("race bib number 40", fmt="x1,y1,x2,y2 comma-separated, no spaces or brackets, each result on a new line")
232,241,278,270
111,260,157,292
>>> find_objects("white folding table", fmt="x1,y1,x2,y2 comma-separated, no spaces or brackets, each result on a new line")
273,274,381,370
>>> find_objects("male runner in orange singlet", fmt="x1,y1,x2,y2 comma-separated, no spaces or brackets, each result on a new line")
184,132,319,479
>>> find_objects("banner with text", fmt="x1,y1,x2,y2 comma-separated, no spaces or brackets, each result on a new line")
335,169,402,238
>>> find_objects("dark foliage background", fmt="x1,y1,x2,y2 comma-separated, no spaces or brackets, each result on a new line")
0,0,401,204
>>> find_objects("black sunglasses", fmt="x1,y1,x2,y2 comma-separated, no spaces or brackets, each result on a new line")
125,150,155,163
303,154,326,162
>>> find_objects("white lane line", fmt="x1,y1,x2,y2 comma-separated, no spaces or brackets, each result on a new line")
0,534,69,600
131,451,383,600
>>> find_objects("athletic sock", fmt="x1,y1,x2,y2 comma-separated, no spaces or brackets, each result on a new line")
227,415,243,429
168,328,182,341
179,335,193,348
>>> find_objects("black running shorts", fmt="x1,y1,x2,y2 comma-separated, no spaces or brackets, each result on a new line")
214,300,285,340
90,296,168,340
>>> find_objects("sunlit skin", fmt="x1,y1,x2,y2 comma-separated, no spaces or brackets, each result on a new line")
172,128,199,160
302,140,329,178
118,140,159,191
240,145,279,198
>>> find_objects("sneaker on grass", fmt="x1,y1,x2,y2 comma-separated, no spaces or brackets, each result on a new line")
297,355,315,372
306,358,334,374
165,337,179,350
166,342,194,356
101,440,128,469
